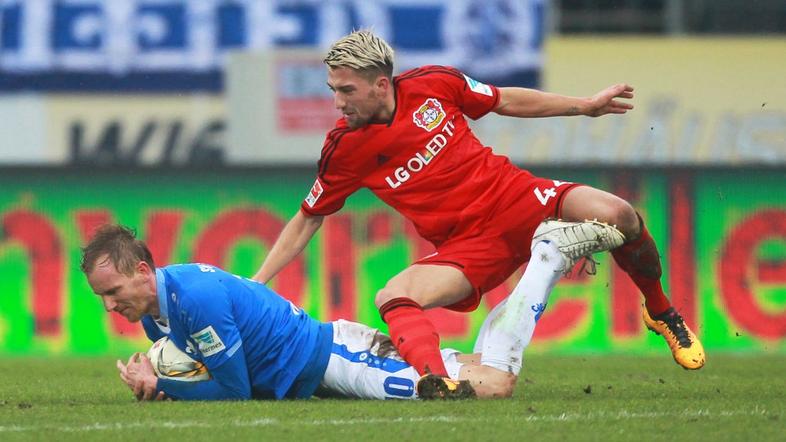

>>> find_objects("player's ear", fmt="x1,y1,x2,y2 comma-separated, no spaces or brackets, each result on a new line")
374,75,390,94
137,260,152,275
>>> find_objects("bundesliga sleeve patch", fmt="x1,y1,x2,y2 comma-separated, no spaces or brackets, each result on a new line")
463,74,493,97
190,325,226,357
305,178,324,208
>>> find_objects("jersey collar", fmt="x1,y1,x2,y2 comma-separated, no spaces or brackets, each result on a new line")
154,268,169,322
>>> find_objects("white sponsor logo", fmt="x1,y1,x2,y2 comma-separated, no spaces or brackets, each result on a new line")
385,118,456,189
305,178,324,208
190,325,226,357
463,74,493,96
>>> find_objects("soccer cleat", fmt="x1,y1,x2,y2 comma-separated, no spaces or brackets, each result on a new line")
643,307,705,370
532,219,626,274
416,374,477,400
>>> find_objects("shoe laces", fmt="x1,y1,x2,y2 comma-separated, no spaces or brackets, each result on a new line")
659,310,693,348
578,256,598,275
563,256,599,277
561,227,600,257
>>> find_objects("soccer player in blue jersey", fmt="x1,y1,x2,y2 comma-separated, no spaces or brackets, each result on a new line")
81,222,617,401
82,224,472,400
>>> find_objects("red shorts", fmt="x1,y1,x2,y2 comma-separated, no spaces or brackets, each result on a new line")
415,171,582,312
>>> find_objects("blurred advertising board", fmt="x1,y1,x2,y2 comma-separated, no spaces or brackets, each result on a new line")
0,0,544,165
0,0,543,92
225,50,336,165
1,168,784,355
228,38,786,166
1,37,783,166
54,95,226,166
0,94,225,166
476,38,786,166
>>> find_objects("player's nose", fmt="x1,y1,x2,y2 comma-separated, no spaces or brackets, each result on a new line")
333,93,345,110
101,295,116,312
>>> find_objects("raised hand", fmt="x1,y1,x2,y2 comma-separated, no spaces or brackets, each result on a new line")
586,83,634,117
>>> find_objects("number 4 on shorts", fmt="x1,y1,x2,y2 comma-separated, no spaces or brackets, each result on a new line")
534,187,557,206
534,180,571,206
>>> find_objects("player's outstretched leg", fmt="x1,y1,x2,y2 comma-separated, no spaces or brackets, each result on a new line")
532,218,626,273
416,374,476,400
642,306,705,369
611,215,705,370
558,186,704,369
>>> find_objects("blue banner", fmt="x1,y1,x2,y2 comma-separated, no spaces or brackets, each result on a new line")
0,0,543,92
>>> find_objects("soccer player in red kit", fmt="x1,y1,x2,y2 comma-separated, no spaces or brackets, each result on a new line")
253,31,705,391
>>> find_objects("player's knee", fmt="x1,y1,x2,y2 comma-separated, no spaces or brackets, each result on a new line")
617,204,640,239
375,286,404,309
595,198,639,239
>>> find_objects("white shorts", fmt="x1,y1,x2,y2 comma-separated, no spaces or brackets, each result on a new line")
317,320,462,400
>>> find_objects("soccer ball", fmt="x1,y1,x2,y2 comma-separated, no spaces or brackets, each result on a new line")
146,336,211,381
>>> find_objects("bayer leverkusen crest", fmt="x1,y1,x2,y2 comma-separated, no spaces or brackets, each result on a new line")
412,98,446,132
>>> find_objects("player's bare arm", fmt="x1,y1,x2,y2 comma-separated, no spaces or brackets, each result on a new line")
493,83,634,118
252,209,324,283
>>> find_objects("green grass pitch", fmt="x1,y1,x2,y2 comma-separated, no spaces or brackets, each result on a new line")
0,354,783,441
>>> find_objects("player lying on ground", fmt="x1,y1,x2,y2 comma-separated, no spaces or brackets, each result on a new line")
82,221,614,400
251,30,705,381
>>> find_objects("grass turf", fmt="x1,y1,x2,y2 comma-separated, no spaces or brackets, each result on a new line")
0,354,783,441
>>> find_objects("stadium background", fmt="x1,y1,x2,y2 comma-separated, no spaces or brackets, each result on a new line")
0,0,784,357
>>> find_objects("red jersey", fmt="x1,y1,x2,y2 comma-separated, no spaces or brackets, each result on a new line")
301,65,522,246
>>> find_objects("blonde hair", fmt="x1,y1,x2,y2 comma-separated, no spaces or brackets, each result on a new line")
323,30,394,81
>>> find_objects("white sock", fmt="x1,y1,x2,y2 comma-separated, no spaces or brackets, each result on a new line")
478,241,565,375
473,297,507,353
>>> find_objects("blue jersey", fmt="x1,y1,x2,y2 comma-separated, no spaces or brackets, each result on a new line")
141,264,332,400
